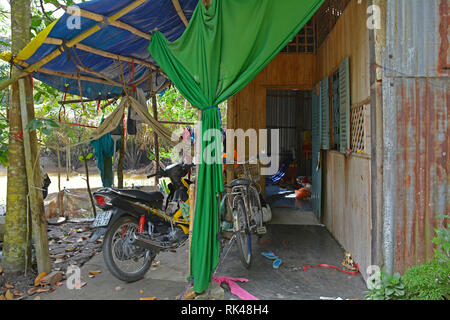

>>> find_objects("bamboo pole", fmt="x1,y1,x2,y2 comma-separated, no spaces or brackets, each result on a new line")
171,0,189,27
12,54,126,88
159,120,195,126
59,5,151,40
152,94,160,185
18,78,51,274
76,65,126,88
188,183,195,276
43,37,156,71
0,0,148,91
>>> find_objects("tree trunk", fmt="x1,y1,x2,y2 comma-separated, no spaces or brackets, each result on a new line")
2,0,32,275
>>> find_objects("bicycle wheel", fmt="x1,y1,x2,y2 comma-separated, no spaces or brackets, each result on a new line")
234,197,252,269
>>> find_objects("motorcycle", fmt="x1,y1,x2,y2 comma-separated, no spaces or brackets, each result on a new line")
89,162,194,282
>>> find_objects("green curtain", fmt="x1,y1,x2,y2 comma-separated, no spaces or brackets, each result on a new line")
148,0,324,293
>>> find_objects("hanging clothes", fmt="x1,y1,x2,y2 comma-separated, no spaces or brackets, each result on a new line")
91,123,121,188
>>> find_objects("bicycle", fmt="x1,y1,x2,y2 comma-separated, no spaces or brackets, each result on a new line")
216,156,268,270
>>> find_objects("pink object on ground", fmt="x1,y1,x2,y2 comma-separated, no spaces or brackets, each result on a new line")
212,275,259,300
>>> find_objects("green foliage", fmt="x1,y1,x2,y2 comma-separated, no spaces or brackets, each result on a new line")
25,118,60,135
367,215,450,301
433,215,450,264
401,259,450,300
78,152,93,162
0,119,8,166
365,272,406,300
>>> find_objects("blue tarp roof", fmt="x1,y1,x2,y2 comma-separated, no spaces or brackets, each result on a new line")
21,0,199,100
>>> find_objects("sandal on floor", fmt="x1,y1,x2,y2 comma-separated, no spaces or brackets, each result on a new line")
273,258,282,269
261,251,278,260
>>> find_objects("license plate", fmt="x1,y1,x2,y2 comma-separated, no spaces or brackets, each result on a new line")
92,210,113,227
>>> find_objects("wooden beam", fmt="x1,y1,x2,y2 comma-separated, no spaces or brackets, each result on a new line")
14,59,158,93
43,37,156,70
152,93,160,185
0,0,148,91
171,0,189,27
60,5,151,40
76,65,126,88
159,120,194,126
14,59,129,88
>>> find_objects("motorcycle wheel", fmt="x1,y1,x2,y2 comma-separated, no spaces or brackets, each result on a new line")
103,215,154,282
234,198,252,269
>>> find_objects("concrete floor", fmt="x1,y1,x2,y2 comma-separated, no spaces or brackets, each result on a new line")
211,184,368,300
40,184,368,300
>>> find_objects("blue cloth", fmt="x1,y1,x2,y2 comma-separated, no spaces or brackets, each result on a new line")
90,126,121,187
23,0,198,100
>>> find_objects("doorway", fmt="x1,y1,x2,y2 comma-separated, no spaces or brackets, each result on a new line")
265,89,316,224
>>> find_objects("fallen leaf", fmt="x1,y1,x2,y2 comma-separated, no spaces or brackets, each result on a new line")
88,275,95,278
5,290,14,300
13,290,23,296
48,287,55,293
115,286,122,291
56,282,63,287
89,270,102,275
5,283,14,289
0,294,5,300
139,290,144,294
304,278,310,281
34,272,47,286
139,297,157,300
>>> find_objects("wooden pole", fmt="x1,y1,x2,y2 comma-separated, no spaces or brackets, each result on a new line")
188,183,195,276
82,151,97,218
152,95,160,185
0,0,148,91
18,78,51,274
13,59,135,89
171,0,189,27
117,121,125,189
56,150,64,216
58,4,151,40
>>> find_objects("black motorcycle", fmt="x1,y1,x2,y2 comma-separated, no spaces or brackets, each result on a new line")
90,162,194,282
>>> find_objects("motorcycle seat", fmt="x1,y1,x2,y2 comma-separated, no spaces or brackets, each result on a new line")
117,189,164,204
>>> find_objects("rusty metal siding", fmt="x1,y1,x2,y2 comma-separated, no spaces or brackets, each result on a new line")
382,0,449,274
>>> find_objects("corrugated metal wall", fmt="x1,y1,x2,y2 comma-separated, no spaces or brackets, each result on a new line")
382,0,449,274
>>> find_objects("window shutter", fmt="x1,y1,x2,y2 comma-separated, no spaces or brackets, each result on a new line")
339,57,351,153
320,77,330,150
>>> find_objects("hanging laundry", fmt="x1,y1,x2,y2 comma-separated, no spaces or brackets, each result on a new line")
91,123,121,188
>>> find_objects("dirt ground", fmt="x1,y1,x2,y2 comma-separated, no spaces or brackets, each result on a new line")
0,220,102,300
